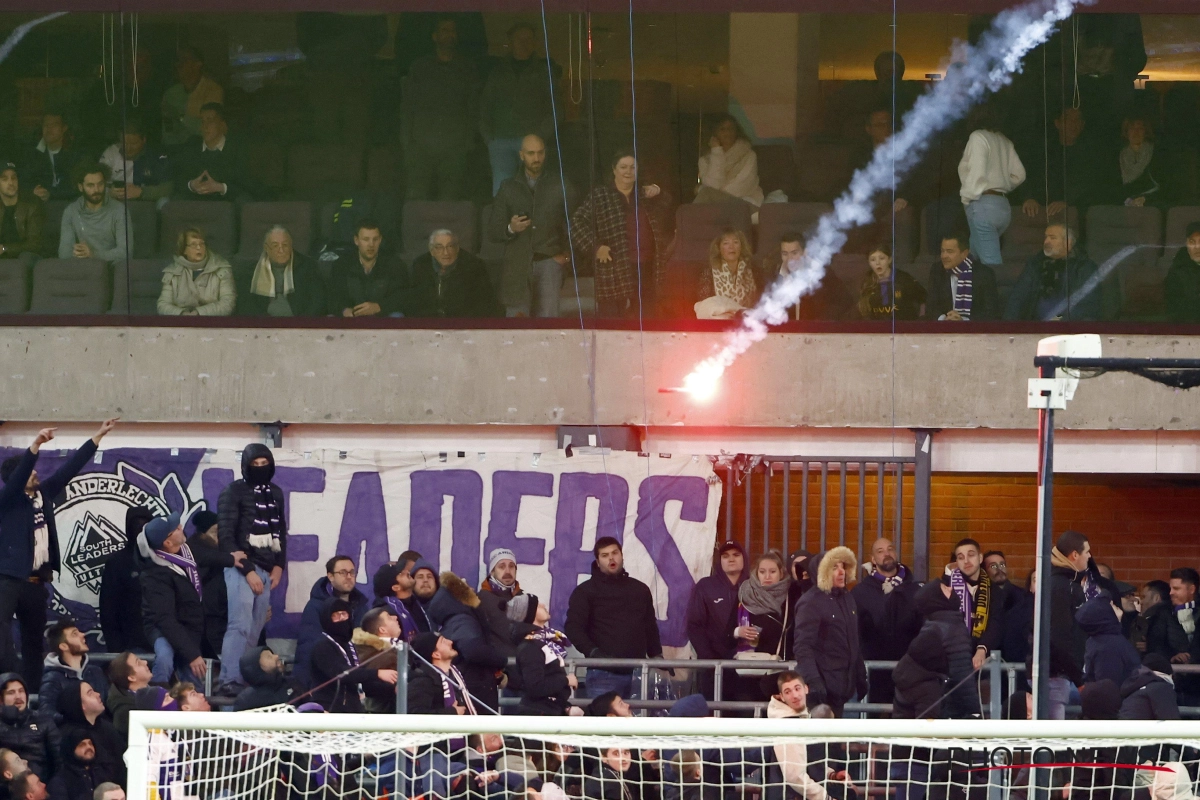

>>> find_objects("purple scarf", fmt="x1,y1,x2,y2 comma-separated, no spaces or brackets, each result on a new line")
531,626,571,661
383,596,423,642
952,255,974,320
157,544,202,599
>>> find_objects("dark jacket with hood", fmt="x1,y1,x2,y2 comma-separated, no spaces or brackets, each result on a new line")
850,561,922,665
791,547,868,713
426,572,507,711
233,646,302,711
1049,552,1114,676
37,655,107,732
1130,600,1188,661
0,673,53,778
564,561,663,665
685,544,748,661
138,530,220,664
1076,596,1140,686
406,659,463,715
1118,666,1180,720
218,444,288,574
510,623,572,716
47,727,118,800
309,597,375,713
351,628,399,713
476,578,521,660
54,680,124,785
98,507,153,653
892,581,979,719
295,577,369,686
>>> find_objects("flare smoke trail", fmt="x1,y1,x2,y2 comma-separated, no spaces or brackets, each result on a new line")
680,0,1093,400
0,13,67,64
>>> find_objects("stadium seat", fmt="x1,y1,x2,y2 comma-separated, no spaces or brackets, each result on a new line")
0,260,30,313
917,196,969,258
244,140,288,196
560,276,596,317
110,258,166,315
1160,206,1200,268
401,201,478,265
366,147,400,193
795,142,854,203
829,254,868,299
756,203,832,259
159,201,237,259
287,144,364,200
755,144,798,199
43,199,70,257
1085,205,1164,317
125,200,158,259
29,258,110,314
891,204,919,264
238,202,314,258
672,203,754,263
999,205,1080,263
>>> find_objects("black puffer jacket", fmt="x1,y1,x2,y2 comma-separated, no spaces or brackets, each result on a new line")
218,444,288,574
426,573,507,712
564,561,663,663
791,547,868,713
1118,667,1180,720
851,563,922,663
0,673,53,778
892,581,978,719
138,532,207,664
234,646,302,711
98,507,153,653
476,580,520,660
310,598,375,713
510,625,572,716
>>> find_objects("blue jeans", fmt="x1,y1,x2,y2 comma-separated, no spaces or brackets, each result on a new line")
488,138,523,196
151,632,201,686
964,194,1011,265
585,668,635,699
219,566,271,685
505,257,563,318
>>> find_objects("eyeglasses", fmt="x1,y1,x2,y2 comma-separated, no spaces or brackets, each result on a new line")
986,562,1007,571
330,569,356,578
431,243,458,252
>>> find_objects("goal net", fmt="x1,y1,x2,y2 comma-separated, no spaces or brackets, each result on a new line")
126,713,1200,800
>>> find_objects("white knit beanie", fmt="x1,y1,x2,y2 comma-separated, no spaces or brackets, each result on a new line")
488,548,517,576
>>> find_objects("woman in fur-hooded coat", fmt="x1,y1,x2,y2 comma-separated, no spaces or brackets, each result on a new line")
791,546,868,715
425,571,509,712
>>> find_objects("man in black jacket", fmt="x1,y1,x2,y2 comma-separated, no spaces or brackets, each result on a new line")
98,507,153,654
406,632,471,715
185,511,229,660
405,229,501,318
0,674,51,779
0,420,117,689
172,103,257,203
138,513,211,687
1131,580,1187,661
217,444,287,692
476,547,523,660
851,537,921,703
924,233,1000,321
330,220,408,318
1049,530,1105,677
295,555,369,687
564,536,662,700
685,540,747,701
238,226,328,317
103,653,150,735
983,550,1033,664
233,647,300,711
1003,224,1118,321
792,547,867,715
425,572,507,712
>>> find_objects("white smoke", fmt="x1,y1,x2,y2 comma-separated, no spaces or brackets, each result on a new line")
681,0,1094,399
0,13,68,64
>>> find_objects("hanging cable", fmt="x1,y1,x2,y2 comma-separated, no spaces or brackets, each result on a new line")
100,13,116,106
567,13,583,106
1071,16,1081,110
129,12,140,108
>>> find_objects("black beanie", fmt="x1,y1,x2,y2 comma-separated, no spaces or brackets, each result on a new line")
190,510,219,535
372,563,404,599
411,632,440,665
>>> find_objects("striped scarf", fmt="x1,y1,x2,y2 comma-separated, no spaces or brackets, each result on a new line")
382,596,424,642
247,484,283,552
952,256,974,320
157,544,203,599
531,626,572,661
949,568,991,641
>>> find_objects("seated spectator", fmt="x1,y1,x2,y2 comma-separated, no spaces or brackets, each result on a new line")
371,556,432,640
1118,654,1180,720
766,671,838,800
760,233,853,322
1118,117,1164,207
103,652,151,735
38,622,107,729
586,691,632,718
58,163,130,263
405,229,501,318
54,682,123,785
0,163,45,266
161,47,224,148
99,118,172,203
352,607,402,713
239,225,327,317
310,597,396,713
407,632,473,715
0,676,50,779
694,115,764,211
1131,580,1186,660
92,784,122,800
856,243,924,320
172,103,253,203
1004,223,1115,321
925,233,1000,321
425,571,507,711
695,228,758,320
1164,222,1200,323
157,227,236,316
167,682,210,712
0,750,30,790
1076,596,1140,686
233,647,300,711
24,113,79,202
9,772,47,800
98,508,153,655
583,747,633,800
331,220,407,318
1019,107,1121,219
184,510,227,660
510,609,579,716
296,555,369,687
47,730,115,800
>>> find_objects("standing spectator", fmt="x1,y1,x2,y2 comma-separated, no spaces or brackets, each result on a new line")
1131,580,1186,661
352,607,402,713
161,47,224,148
239,226,328,317
58,164,130,263
371,557,431,640
402,18,480,201
1118,654,1180,720
695,228,758,320
103,653,151,735
425,571,507,712
480,25,561,194
792,547,868,715
168,682,211,712
38,623,107,732
984,550,1033,664
490,134,572,318
957,106,1025,268
53,682,123,785
295,555,369,686
852,537,921,704
157,227,236,317
476,547,523,659
856,243,925,320
217,443,287,692
406,632,471,715
405,229,502,318
23,113,79,202
0,163,45,267
1118,117,1165,207
893,581,978,719
0,422,116,689
1167,567,1200,702
172,103,255,203
412,560,440,607
98,507,153,654
184,510,228,659
99,117,172,203
924,233,1000,321
331,220,408,318
733,551,792,700
1076,596,1140,686
1004,223,1116,321
570,150,667,318
565,537,663,699
0,674,51,778
233,647,300,711
686,541,747,700
694,115,764,211
1164,222,1200,323
510,607,578,716
309,597,396,714
1049,530,1102,678
934,538,1002,669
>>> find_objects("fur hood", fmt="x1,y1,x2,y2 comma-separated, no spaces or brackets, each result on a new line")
352,628,389,651
813,546,857,593
440,571,481,609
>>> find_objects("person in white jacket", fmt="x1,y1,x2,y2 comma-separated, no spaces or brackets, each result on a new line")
695,115,764,210
767,671,836,800
957,106,1026,267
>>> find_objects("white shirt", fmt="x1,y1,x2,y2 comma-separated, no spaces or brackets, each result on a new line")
202,136,226,153
958,129,1026,204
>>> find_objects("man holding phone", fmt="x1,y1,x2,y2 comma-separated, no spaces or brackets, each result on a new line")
489,134,573,318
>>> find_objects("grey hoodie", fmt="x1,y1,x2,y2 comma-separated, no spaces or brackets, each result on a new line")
58,195,130,262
